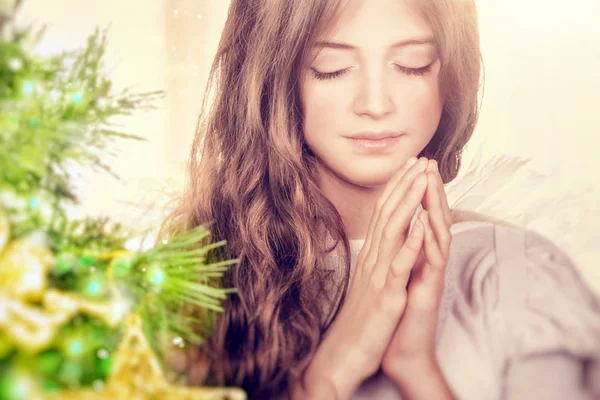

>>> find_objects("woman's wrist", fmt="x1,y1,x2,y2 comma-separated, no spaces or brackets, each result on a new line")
295,335,371,400
385,355,455,400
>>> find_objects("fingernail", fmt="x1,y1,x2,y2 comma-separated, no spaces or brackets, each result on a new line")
405,157,417,168
412,219,423,234
409,204,423,232
432,160,439,173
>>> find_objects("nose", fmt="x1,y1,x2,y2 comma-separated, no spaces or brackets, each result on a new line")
352,67,395,119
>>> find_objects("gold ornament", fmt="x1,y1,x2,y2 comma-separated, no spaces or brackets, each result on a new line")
0,207,128,354
0,233,56,301
0,206,245,398
51,314,247,400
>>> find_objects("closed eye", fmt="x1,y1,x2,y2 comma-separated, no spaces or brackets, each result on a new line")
311,63,433,81
394,64,433,76
311,68,350,81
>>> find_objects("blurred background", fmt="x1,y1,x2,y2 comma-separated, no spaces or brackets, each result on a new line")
14,0,600,292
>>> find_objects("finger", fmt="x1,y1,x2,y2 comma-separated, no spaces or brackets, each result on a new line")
437,180,453,227
358,156,418,267
409,211,445,283
406,246,427,287
407,248,426,286
424,160,452,226
379,157,419,207
362,158,428,273
420,171,438,219
421,211,447,273
431,161,453,227
404,212,446,312
384,212,425,291
420,162,451,259
370,173,427,282
373,157,428,242
425,173,452,259
362,157,423,258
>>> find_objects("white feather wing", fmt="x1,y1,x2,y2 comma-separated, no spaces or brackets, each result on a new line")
444,151,599,294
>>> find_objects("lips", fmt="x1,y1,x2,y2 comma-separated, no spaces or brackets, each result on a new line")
346,132,402,140
347,136,402,150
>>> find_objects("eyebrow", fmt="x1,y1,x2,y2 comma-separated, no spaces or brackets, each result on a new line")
314,37,436,50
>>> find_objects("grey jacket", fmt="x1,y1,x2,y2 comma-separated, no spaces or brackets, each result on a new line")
337,209,600,399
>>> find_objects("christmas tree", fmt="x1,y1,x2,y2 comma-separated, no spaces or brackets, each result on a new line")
0,2,245,399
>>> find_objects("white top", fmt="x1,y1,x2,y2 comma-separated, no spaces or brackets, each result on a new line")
324,210,600,399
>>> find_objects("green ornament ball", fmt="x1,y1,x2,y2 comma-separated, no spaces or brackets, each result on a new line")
37,351,62,375
79,255,97,269
111,255,134,279
53,253,77,275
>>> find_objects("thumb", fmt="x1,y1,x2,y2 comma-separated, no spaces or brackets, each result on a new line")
406,261,446,314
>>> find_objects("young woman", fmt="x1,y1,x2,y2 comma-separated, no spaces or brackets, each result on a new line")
164,0,600,398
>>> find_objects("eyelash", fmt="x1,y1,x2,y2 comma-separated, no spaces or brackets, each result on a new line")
311,64,432,81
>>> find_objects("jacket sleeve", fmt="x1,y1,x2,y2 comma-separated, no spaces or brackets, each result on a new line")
500,226,600,399
437,222,600,400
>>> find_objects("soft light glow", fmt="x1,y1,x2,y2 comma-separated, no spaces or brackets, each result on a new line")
23,81,34,93
96,97,109,109
149,267,164,285
92,379,105,391
96,348,109,359
11,373,33,399
125,233,157,252
68,339,83,356
49,89,61,101
73,92,83,103
87,280,101,295
29,196,40,210
8,58,23,70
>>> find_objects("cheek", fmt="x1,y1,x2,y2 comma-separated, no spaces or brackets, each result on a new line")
301,82,347,141
398,77,443,134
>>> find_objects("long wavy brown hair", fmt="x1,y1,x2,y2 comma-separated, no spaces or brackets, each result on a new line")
160,0,482,398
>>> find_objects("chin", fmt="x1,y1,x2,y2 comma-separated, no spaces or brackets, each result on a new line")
318,157,404,189
345,169,395,189
349,158,410,184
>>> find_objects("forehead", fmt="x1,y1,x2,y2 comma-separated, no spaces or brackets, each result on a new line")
320,0,433,49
